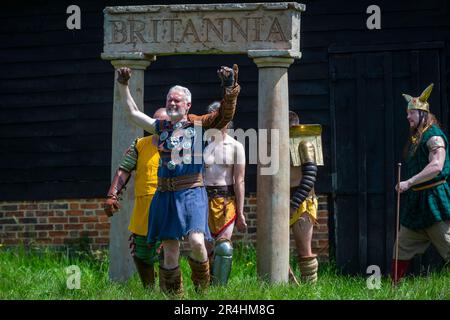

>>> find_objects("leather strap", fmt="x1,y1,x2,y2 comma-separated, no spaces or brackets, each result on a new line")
107,169,131,198
206,185,235,198
412,179,446,191
158,173,204,192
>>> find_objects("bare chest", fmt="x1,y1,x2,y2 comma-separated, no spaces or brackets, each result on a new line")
204,141,235,168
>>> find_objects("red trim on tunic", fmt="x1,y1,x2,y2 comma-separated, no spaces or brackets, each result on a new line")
211,213,237,238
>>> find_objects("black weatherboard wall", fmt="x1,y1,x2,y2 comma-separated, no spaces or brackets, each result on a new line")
2,0,450,274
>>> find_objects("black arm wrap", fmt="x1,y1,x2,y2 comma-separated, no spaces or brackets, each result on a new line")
290,162,318,210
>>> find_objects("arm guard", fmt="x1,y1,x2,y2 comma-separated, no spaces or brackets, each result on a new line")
103,139,138,217
104,168,131,217
107,169,131,199
290,141,318,210
188,64,240,129
290,163,318,210
119,139,138,172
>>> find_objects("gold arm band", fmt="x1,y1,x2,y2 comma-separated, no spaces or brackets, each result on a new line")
427,136,446,151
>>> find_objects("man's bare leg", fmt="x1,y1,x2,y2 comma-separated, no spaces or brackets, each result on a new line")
292,213,314,257
162,240,180,269
189,231,208,262
292,213,318,283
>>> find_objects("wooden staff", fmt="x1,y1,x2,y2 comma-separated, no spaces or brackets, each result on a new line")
289,265,300,286
394,163,402,284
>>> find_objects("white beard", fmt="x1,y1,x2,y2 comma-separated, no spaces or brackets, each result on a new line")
167,109,183,120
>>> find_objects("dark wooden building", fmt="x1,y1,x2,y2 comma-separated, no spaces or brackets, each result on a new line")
2,0,450,274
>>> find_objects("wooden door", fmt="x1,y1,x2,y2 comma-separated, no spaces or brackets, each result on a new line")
330,46,447,274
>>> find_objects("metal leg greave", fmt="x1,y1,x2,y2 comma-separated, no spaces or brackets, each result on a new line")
211,238,233,286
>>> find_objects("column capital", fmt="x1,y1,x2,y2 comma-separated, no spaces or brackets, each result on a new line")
101,52,156,70
249,49,299,68
110,59,153,70
252,56,295,69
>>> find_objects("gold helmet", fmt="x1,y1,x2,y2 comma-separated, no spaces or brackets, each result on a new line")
289,124,324,166
402,83,434,112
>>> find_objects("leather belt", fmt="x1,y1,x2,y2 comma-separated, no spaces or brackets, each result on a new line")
157,173,204,192
412,179,446,191
206,185,235,198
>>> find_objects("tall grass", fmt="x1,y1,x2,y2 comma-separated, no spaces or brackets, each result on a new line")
0,243,448,300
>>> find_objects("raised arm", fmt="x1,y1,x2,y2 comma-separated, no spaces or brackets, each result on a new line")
116,67,157,134
188,65,240,129
233,141,247,232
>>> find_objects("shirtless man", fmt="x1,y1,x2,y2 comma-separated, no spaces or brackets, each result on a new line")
203,101,247,285
289,111,320,283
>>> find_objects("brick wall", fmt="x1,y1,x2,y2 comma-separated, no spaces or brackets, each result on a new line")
0,200,110,250
0,195,329,260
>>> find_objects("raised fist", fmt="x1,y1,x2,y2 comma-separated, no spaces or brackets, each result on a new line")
117,67,132,85
103,196,121,217
217,64,239,88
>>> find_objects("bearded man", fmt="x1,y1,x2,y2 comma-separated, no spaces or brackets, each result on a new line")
115,65,240,295
392,84,450,284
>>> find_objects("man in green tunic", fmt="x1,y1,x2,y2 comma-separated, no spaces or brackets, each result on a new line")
392,83,450,284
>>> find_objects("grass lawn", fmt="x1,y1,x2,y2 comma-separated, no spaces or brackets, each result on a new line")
0,244,449,300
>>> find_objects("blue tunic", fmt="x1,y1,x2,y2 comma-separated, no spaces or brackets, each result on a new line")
147,119,212,242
